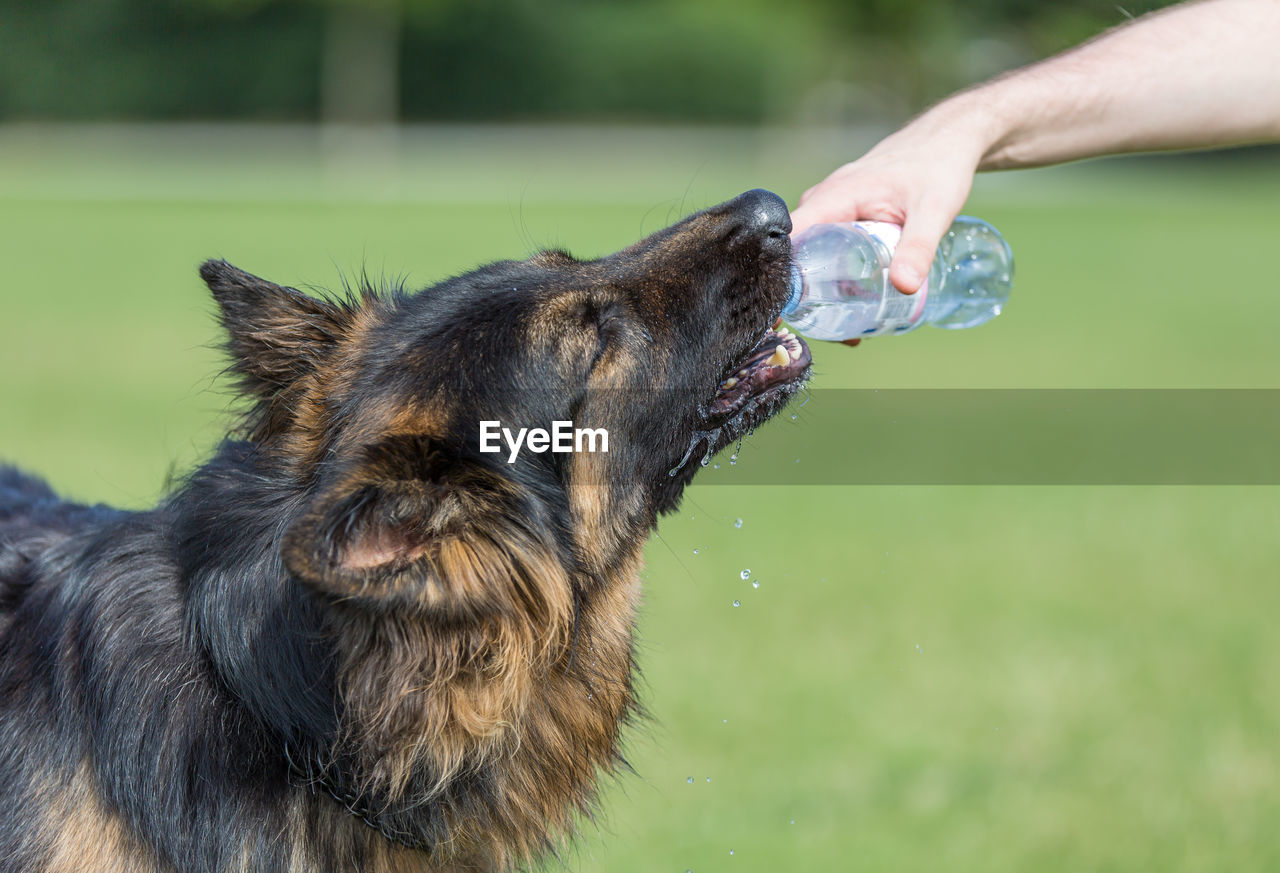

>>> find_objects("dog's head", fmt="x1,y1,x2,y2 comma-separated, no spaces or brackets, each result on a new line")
203,189,810,611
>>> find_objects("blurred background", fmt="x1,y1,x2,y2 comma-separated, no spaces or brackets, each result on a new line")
2,1,1279,871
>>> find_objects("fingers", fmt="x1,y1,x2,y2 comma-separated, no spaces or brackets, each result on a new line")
889,204,956,294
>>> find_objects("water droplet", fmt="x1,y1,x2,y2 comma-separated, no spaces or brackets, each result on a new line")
698,429,721,467
790,819,795,825
740,569,751,580
790,413,797,420
713,463,720,470
915,643,923,653
722,718,727,723
668,433,704,477
732,600,740,608
751,580,759,589
734,518,743,529
706,777,711,783
686,777,694,784
729,849,734,856
692,548,700,555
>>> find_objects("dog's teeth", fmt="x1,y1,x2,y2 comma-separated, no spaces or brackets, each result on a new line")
777,326,791,337
722,377,738,389
738,368,749,378
767,345,791,367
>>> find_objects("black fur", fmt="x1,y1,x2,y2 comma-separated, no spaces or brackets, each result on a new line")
0,189,807,872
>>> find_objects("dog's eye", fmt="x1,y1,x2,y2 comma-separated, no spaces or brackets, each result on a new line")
589,314,617,371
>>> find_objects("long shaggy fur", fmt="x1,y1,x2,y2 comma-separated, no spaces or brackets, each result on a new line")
0,190,803,872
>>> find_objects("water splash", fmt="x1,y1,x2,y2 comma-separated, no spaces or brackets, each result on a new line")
698,429,721,467
740,569,751,580
732,600,740,608
667,433,704,477
734,518,743,529
668,429,724,476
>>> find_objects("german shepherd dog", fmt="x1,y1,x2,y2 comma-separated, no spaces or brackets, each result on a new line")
0,189,810,872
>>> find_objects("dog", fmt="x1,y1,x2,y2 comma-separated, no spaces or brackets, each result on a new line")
0,189,811,872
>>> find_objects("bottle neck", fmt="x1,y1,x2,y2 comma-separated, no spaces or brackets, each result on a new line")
782,263,804,316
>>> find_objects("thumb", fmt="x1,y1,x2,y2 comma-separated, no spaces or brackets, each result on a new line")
889,208,954,295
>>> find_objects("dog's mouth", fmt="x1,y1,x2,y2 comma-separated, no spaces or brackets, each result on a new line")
661,322,811,486
658,322,811,484
706,325,811,424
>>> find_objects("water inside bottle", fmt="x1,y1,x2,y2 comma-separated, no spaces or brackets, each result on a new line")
924,220,1013,329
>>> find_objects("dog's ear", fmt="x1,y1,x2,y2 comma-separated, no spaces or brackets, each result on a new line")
200,259,350,408
282,435,571,620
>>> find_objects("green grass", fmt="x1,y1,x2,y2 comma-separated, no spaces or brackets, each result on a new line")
2,127,1279,872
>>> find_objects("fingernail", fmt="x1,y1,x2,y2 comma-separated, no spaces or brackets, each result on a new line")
898,267,921,294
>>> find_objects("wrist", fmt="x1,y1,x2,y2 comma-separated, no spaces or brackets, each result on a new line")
913,86,1010,172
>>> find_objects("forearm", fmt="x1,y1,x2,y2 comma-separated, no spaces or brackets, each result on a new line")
931,0,1280,171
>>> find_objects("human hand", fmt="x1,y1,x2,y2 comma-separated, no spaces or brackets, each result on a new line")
791,113,986,295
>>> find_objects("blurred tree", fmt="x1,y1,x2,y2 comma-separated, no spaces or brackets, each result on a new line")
319,1,401,125
194,0,452,126
0,0,1183,124
0,0,326,119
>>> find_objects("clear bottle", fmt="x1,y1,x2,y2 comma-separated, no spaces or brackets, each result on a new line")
783,217,1013,341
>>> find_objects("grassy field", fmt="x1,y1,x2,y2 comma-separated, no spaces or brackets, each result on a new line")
2,126,1278,872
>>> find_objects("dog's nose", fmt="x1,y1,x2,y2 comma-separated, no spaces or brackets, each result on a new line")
725,188,792,253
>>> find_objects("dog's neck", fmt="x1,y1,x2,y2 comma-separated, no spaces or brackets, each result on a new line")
172,439,646,867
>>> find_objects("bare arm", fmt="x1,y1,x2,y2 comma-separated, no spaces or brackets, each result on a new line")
792,0,1280,293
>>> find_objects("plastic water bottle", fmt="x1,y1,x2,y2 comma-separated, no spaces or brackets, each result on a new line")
782,217,1013,341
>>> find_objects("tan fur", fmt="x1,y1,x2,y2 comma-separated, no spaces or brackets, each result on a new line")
567,448,647,578
332,533,575,799
322,527,641,871
268,294,393,471
40,765,170,873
